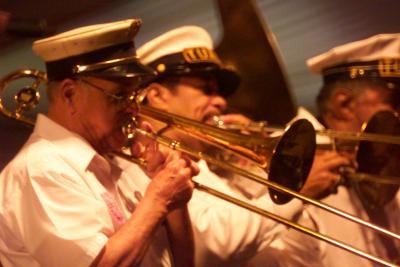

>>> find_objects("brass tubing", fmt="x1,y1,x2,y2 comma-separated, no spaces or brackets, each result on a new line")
133,127,400,242
340,167,400,185
319,129,400,145
115,130,400,266
131,127,400,267
215,120,400,145
139,105,272,168
194,182,399,267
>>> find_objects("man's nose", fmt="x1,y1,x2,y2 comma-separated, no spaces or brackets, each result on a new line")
210,94,227,112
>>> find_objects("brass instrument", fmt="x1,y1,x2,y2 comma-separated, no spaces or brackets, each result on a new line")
1,69,400,267
350,110,400,210
214,117,400,146
213,113,400,209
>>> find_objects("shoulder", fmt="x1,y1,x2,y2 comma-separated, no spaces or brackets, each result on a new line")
0,135,81,197
11,135,68,175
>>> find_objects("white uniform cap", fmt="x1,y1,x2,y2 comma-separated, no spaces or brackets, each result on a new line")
307,34,400,84
137,26,240,97
33,19,141,62
32,19,155,81
138,26,213,64
308,33,400,74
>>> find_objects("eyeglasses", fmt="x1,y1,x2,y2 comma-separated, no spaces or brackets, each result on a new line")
79,79,138,108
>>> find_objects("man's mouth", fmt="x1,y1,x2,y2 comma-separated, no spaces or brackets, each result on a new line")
203,112,221,125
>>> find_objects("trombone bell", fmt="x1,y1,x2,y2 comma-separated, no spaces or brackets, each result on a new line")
269,119,315,204
355,110,400,210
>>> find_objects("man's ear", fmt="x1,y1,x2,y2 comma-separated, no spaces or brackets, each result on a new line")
321,88,356,131
58,79,79,114
329,88,355,121
145,83,172,110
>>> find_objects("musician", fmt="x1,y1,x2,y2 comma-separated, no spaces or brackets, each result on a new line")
307,33,400,266
136,25,330,267
0,19,199,267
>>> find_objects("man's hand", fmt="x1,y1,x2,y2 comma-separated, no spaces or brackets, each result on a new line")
300,151,350,199
146,149,198,211
131,121,199,212
214,114,253,134
216,113,252,126
93,123,198,267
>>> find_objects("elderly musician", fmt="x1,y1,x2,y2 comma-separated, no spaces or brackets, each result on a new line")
307,33,400,266
135,25,336,267
0,19,199,267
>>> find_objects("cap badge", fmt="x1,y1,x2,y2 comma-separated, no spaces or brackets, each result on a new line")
182,47,221,64
156,63,166,73
379,59,400,78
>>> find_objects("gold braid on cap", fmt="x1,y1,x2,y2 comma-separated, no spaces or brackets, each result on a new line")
182,47,222,64
322,59,400,83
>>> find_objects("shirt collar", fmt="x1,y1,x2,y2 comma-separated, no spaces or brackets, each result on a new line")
34,113,98,171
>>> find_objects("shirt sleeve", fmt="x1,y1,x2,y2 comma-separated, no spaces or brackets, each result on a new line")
2,159,111,267
189,188,284,265
246,208,325,267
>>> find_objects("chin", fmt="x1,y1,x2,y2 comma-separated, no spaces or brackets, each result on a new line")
111,134,128,151
98,131,126,154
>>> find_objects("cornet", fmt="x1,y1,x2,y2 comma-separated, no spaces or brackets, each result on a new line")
1,69,400,267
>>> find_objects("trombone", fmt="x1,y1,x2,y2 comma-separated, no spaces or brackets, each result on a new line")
214,112,400,209
1,69,400,267
213,115,400,146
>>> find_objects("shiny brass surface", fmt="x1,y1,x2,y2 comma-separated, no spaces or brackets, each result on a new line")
354,110,400,210
214,114,400,190
0,69,46,126
122,126,400,267
1,69,400,267
215,118,400,146
138,105,316,204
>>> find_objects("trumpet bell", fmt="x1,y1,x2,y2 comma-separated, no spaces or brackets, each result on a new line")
355,110,400,210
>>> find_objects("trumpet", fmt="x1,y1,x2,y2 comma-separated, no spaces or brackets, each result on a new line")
1,69,400,267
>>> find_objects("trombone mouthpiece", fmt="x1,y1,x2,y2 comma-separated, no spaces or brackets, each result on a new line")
121,115,139,140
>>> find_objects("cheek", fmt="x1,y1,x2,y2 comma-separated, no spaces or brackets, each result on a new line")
357,103,392,124
82,102,119,133
188,100,208,120
168,96,196,117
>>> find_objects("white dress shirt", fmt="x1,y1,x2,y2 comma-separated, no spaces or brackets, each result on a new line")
190,160,326,267
195,107,326,266
119,155,319,267
0,114,172,267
